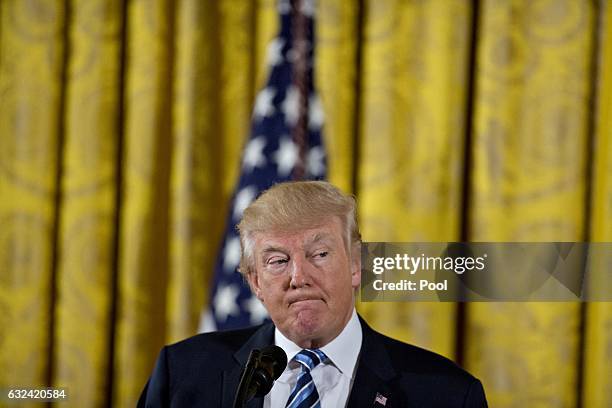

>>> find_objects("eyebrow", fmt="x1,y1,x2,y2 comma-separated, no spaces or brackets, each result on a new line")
261,246,287,255
306,232,333,247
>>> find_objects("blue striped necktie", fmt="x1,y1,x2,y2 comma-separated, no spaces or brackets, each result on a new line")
285,349,327,408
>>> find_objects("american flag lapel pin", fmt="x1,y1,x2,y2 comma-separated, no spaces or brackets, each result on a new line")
374,392,388,406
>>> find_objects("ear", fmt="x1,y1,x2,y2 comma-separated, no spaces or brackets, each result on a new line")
350,243,361,290
246,270,264,301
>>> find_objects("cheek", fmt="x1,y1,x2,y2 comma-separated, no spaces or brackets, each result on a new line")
337,265,358,296
259,276,287,302
323,268,353,294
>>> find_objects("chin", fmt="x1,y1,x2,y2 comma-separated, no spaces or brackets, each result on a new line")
290,311,326,342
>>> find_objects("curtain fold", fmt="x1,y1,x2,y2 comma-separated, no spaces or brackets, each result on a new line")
316,0,359,192
356,0,473,359
113,0,174,405
0,0,65,400
583,2,612,407
53,1,123,407
1,1,611,407
466,1,594,406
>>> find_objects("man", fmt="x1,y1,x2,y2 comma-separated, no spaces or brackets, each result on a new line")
139,181,487,407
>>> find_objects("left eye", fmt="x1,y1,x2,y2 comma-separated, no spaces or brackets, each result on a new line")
314,251,328,258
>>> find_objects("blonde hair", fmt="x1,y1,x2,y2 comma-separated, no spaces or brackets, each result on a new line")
237,181,361,276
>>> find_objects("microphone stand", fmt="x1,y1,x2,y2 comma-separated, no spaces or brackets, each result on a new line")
233,349,261,408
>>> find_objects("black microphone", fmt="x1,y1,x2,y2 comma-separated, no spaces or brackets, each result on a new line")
233,345,287,408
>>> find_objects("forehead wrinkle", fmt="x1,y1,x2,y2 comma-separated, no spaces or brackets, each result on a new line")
306,231,334,248
255,223,340,255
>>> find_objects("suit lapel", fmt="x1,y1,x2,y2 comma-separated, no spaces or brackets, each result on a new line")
220,316,398,407
347,317,397,408
221,323,275,408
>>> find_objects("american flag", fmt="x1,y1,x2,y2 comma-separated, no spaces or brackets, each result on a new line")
201,0,326,331
374,393,388,406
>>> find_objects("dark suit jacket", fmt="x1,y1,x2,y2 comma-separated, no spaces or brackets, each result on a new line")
138,318,487,407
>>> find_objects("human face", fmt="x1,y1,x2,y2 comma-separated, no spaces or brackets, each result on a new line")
246,216,361,348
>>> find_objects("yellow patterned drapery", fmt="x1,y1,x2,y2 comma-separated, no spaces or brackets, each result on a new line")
0,1,610,407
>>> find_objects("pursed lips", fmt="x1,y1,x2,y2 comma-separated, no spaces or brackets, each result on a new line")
287,295,324,306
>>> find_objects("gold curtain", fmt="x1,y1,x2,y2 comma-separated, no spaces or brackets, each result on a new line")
0,1,610,407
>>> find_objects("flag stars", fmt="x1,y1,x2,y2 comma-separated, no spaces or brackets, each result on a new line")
267,37,285,66
233,186,257,220
273,138,299,177
307,146,325,177
243,137,267,172
214,284,240,322
244,296,269,325
301,0,315,17
309,94,324,131
278,0,290,14
253,87,276,119
223,237,241,272
282,86,300,126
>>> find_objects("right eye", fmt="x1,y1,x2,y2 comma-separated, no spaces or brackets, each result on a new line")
266,256,288,266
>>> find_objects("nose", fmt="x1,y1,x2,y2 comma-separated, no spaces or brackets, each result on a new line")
289,255,312,289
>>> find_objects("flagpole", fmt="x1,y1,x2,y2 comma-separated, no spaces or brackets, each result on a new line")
291,0,309,180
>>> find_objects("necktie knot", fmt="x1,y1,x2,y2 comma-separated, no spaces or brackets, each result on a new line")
294,349,327,372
